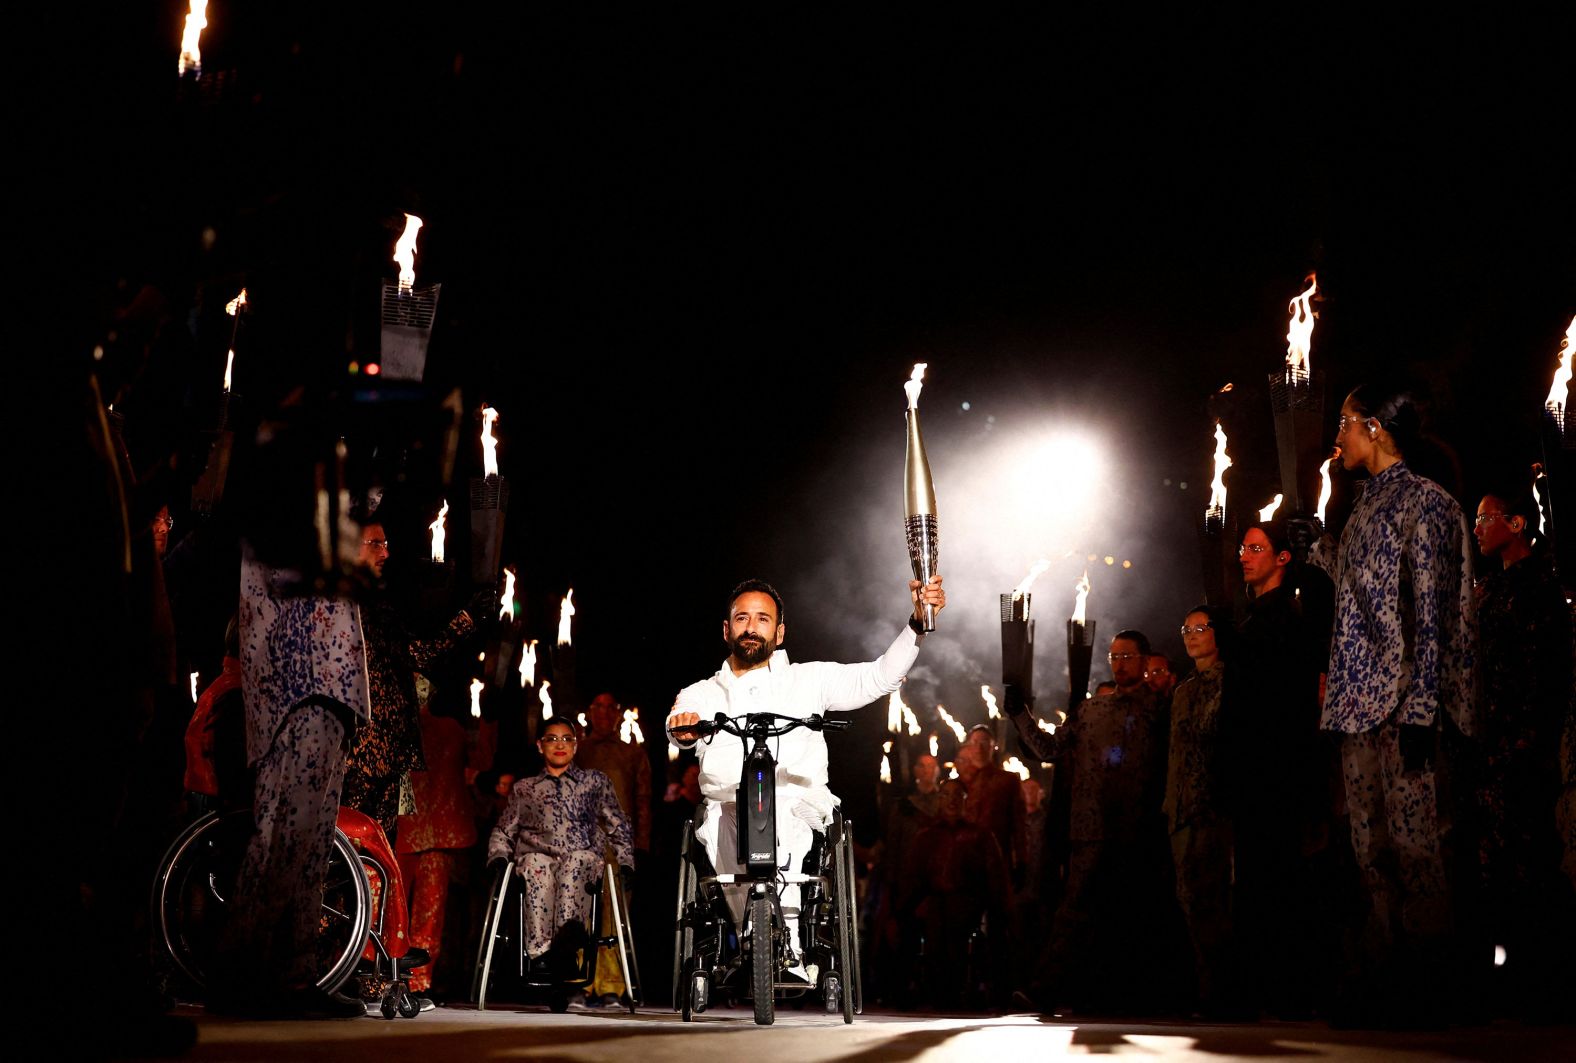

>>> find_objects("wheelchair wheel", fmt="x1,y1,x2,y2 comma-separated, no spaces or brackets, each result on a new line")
153,810,371,995
830,820,855,1024
672,825,696,1012
749,893,775,1026
841,816,864,1015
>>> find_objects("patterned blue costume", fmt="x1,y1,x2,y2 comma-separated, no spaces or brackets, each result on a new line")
488,764,634,958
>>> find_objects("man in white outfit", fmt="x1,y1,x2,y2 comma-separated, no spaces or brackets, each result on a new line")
667,574,946,978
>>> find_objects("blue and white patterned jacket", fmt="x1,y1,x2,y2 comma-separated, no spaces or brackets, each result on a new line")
488,763,635,870
1311,461,1476,735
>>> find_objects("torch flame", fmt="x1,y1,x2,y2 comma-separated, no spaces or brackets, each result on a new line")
222,349,235,393
1547,316,1575,424
621,707,645,745
887,689,903,734
1012,558,1051,598
1258,493,1284,522
178,0,207,77
1037,717,1056,735
225,288,247,316
1317,451,1338,526
519,639,538,688
880,753,892,785
1208,421,1232,516
499,567,517,621
1072,569,1091,624
190,671,200,703
428,500,448,563
1002,755,1031,782
1532,471,1548,540
981,685,1000,720
480,406,500,477
539,680,553,720
393,213,424,292
1285,274,1318,380
929,734,939,757
557,589,575,646
904,363,927,410
668,741,681,762
469,677,484,719
936,704,966,743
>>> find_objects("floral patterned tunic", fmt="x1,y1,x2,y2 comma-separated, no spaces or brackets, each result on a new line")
1310,461,1476,735
488,763,635,871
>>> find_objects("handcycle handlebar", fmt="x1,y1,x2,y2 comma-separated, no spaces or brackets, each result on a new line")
668,711,850,742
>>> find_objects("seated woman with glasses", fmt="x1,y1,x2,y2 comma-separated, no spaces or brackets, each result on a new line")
487,716,634,970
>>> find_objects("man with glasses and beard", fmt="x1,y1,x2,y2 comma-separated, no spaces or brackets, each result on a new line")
667,574,946,981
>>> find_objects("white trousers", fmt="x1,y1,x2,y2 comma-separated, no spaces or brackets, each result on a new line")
696,799,817,959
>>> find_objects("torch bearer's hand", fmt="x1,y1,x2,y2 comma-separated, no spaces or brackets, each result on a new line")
909,574,946,621
464,587,499,628
667,711,702,743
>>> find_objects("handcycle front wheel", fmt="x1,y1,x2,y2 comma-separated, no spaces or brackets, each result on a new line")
749,893,775,1026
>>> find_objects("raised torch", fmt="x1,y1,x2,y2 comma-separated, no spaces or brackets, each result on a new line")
903,363,940,630
1001,558,1047,697
1267,275,1326,556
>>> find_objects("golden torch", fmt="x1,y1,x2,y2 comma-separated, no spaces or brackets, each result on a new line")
903,363,940,630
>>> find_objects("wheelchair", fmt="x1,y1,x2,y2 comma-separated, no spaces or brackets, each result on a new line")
151,806,428,1019
471,857,643,1013
668,712,864,1026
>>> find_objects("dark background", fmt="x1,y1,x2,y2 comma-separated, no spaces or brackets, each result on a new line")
65,5,1574,818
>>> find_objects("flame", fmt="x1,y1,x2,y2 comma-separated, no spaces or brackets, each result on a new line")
557,588,575,646
621,707,645,745
888,689,904,733
1285,274,1318,379
500,567,517,621
981,685,1000,720
929,734,939,757
1207,421,1232,516
884,740,893,753
936,704,966,743
1547,316,1575,422
904,362,927,409
469,677,484,719
222,349,235,392
393,213,424,292
428,500,448,563
1532,473,1547,540
1037,718,1056,735
480,406,500,477
1012,558,1050,598
539,680,553,720
1258,493,1283,522
224,288,247,316
1316,451,1338,526
519,640,538,688
667,742,681,762
880,754,892,784
190,671,200,703
1072,569,1091,624
948,764,958,780
177,0,207,77
578,712,588,728
1002,756,1031,782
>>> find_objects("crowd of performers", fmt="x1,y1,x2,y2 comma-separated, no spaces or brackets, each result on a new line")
69,369,1572,1045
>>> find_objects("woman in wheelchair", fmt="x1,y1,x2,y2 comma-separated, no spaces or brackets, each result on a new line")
486,716,635,974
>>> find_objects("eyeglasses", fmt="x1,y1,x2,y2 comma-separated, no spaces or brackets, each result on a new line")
1179,624,1212,636
1336,413,1374,436
1238,543,1269,556
541,735,578,746
153,514,175,531
363,539,390,550
1473,513,1508,528
1108,652,1143,662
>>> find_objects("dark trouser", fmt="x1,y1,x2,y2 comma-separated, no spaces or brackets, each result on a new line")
219,704,347,990
1170,816,1236,1008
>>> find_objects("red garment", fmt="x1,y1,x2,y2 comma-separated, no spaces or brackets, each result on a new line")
183,656,242,796
397,709,478,854
396,850,456,993
336,807,411,961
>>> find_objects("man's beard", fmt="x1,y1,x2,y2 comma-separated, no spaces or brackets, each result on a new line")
730,632,774,666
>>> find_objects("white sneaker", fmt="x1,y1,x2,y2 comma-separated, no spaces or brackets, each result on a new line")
783,962,812,984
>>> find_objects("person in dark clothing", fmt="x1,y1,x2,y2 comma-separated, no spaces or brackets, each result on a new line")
1471,490,1575,1020
1223,519,1343,1017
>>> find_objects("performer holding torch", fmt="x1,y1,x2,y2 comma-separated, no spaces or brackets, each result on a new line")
905,364,941,630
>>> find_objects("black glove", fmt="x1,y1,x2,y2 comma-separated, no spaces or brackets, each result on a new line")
1003,684,1032,718
466,587,499,626
1285,515,1322,558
